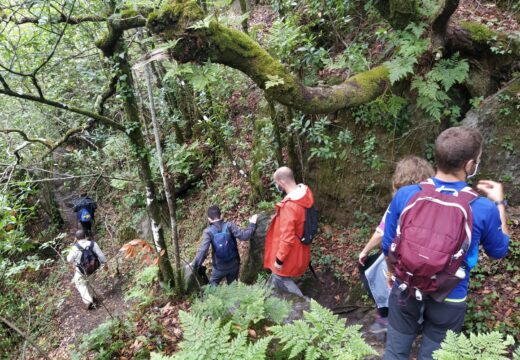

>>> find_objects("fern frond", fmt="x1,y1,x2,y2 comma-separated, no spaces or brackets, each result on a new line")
433,330,513,360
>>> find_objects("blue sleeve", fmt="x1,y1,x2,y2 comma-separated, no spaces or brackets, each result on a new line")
479,204,509,259
382,185,420,256
382,196,400,256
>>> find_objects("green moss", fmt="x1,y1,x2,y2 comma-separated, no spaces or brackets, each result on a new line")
147,0,204,38
460,21,497,42
120,8,139,18
387,0,421,29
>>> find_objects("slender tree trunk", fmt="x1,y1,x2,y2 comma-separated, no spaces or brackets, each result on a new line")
40,160,64,229
117,51,175,286
238,0,248,33
283,107,303,182
149,62,185,144
267,100,284,166
143,63,183,293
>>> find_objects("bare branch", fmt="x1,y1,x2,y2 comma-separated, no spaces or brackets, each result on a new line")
0,87,126,132
11,15,106,25
0,73,10,91
95,74,119,115
30,75,44,98
13,141,30,164
0,316,50,360
0,129,53,148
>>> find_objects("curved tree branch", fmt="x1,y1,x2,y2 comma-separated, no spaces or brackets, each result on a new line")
95,74,119,115
147,7,390,113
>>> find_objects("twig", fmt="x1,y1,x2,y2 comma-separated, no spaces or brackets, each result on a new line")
0,316,50,360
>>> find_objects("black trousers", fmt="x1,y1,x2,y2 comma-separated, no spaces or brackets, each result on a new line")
384,286,467,359
80,221,93,237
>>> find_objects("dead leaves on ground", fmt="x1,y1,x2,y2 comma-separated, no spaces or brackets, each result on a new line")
119,239,164,265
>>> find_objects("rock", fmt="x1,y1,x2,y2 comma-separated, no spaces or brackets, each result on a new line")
240,212,272,283
462,77,520,205
183,264,209,294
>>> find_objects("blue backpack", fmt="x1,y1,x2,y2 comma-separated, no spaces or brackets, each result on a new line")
210,223,236,262
80,208,92,222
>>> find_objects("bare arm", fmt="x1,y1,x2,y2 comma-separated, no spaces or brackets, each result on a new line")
477,180,510,236
359,230,383,265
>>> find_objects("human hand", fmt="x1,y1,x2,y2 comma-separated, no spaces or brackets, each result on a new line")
249,214,258,224
386,272,394,289
358,251,368,266
477,180,504,203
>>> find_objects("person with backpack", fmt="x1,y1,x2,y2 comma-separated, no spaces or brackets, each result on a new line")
264,166,316,297
73,191,97,237
358,156,434,335
191,206,258,285
382,127,510,359
66,230,106,310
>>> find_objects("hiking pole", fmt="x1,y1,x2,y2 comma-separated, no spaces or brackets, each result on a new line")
83,273,115,320
104,218,121,278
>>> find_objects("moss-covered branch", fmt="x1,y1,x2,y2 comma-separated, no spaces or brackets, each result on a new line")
0,129,53,148
446,21,520,57
147,4,390,113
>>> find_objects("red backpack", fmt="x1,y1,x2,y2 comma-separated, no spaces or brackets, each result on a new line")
389,179,478,302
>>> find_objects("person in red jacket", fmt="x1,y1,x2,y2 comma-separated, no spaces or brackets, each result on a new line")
264,166,315,296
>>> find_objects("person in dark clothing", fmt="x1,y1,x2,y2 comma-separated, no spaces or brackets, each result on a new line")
73,191,97,237
191,205,257,285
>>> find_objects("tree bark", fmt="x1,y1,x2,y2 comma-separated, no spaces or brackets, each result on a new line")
121,59,175,287
143,63,183,292
147,6,390,113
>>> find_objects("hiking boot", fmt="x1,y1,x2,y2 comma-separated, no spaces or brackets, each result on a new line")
369,314,388,334
87,302,97,310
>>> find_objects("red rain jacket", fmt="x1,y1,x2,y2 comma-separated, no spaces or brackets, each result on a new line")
264,185,314,277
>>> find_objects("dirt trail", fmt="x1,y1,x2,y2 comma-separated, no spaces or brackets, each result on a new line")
43,181,130,359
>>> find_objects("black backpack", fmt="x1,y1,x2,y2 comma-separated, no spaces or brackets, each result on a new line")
75,241,100,275
300,205,318,245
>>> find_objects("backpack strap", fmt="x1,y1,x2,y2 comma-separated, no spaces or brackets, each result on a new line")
75,243,84,251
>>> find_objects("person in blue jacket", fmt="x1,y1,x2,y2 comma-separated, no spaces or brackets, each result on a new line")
382,126,510,359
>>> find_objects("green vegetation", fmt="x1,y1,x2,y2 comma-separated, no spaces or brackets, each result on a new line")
0,0,519,357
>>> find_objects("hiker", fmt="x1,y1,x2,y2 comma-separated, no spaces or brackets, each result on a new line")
73,191,97,237
358,156,434,335
66,230,106,310
382,126,510,359
264,166,316,297
191,205,258,285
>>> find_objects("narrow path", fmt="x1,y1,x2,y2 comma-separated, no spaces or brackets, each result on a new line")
43,181,131,359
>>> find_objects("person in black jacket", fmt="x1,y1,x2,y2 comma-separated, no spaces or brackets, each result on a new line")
191,205,257,285
73,191,97,237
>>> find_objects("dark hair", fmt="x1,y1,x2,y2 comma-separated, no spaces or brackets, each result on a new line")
80,190,88,197
434,127,483,173
207,205,221,220
75,230,86,240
